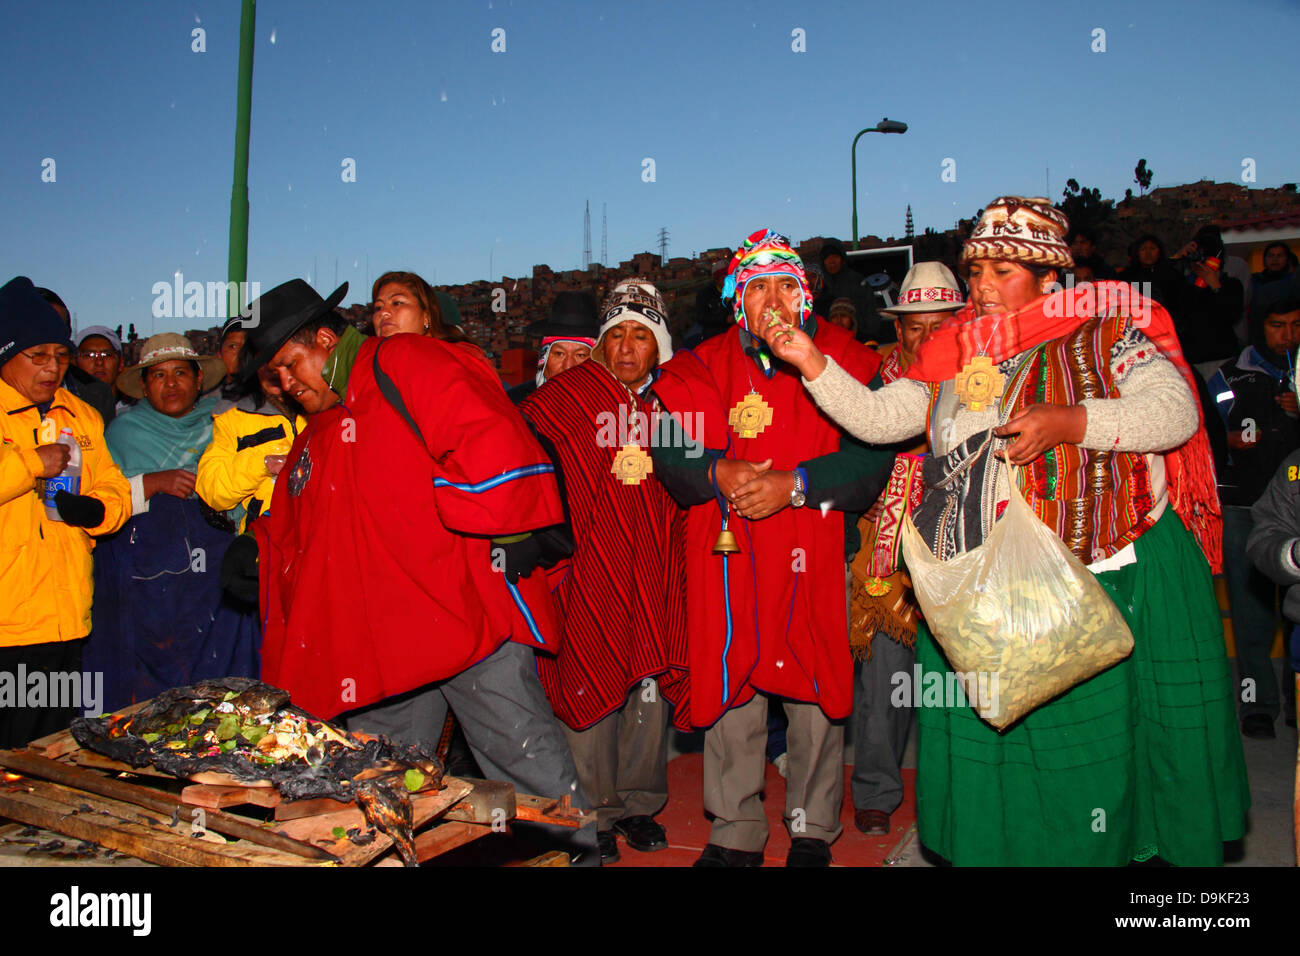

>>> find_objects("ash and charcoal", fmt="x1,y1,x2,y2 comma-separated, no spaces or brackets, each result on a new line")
71,677,445,865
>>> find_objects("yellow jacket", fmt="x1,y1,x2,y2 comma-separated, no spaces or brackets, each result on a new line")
0,378,132,648
196,403,302,533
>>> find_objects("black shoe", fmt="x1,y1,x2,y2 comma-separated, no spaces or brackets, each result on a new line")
786,837,832,867
1242,714,1275,739
693,843,764,867
597,830,620,865
612,815,668,852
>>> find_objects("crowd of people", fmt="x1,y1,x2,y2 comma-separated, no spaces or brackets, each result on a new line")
2,194,1297,867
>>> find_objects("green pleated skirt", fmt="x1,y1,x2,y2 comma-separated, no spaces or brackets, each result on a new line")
915,508,1250,866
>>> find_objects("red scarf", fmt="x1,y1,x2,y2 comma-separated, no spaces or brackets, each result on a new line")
905,281,1222,572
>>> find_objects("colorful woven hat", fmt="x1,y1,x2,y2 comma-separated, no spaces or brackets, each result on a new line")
960,197,1073,270
722,229,814,332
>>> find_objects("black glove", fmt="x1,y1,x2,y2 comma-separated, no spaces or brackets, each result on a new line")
494,525,574,585
54,490,105,528
220,534,260,605
495,534,543,585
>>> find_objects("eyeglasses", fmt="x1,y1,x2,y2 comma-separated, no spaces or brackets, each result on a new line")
77,349,117,361
19,349,73,367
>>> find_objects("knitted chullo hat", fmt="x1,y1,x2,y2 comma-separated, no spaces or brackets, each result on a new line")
960,197,1074,271
593,279,672,366
721,228,814,332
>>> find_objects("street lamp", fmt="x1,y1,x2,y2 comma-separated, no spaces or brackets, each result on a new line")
852,118,908,250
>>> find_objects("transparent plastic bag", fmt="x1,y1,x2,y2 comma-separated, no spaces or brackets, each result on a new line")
899,470,1134,730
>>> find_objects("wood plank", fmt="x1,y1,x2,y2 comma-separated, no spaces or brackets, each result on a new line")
0,751,333,862
438,776,515,825
509,850,569,867
0,777,306,867
514,792,593,828
180,783,281,810
0,822,154,868
270,780,473,867
371,821,491,866
273,796,350,822
68,750,174,780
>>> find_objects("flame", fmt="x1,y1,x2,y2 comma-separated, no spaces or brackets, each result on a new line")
2,772,21,782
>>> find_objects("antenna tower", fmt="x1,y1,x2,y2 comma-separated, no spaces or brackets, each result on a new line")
583,200,592,270
657,227,669,266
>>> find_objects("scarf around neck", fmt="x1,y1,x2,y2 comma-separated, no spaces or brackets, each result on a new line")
321,325,367,399
904,280,1223,572
106,391,220,478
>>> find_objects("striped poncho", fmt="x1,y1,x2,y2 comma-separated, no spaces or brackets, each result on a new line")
521,360,691,730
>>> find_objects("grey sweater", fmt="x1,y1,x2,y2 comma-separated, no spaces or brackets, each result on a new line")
801,323,1199,518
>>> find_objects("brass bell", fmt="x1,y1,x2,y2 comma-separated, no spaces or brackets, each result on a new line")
712,527,741,555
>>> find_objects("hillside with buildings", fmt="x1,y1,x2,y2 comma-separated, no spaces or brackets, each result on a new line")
135,179,1299,374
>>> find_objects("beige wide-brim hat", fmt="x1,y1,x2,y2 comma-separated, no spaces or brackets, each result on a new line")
880,262,967,315
116,332,227,399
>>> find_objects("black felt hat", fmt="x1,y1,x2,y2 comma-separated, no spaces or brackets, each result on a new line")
236,279,348,381
525,291,599,339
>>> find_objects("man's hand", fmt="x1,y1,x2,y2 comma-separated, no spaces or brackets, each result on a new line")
143,469,197,500
1277,392,1298,418
34,443,71,478
1192,261,1221,290
763,317,828,381
713,458,770,499
264,455,287,477
1226,429,1253,451
732,468,797,520
864,494,885,524
994,404,1087,466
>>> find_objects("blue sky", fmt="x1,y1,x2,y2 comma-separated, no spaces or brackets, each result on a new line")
2,0,1297,334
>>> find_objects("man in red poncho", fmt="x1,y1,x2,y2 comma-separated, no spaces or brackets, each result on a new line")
220,278,596,862
649,230,889,866
521,279,689,865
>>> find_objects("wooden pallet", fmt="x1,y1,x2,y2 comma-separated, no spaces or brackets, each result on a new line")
0,720,587,866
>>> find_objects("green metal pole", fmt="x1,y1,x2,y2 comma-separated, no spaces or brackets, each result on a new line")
851,128,870,251
227,0,256,319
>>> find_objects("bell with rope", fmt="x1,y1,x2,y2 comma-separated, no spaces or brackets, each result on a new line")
713,506,741,555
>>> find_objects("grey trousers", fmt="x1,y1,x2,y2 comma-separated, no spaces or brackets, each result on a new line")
703,692,845,852
563,678,670,832
344,640,597,861
850,631,915,813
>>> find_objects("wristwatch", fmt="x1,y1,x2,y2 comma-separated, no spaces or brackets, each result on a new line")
790,470,807,508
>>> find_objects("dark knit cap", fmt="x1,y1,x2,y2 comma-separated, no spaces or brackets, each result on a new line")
0,276,72,366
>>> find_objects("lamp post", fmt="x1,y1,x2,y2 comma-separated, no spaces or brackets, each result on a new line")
851,118,907,250
227,0,256,319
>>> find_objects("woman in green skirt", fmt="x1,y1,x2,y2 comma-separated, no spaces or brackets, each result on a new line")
767,196,1249,865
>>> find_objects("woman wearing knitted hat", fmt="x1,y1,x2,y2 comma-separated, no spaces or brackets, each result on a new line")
770,197,1249,866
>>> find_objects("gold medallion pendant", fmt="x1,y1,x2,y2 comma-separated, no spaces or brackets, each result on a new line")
953,355,1006,412
729,391,774,439
611,445,653,485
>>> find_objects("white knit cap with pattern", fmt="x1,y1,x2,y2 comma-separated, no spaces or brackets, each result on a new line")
593,280,672,365
960,196,1074,270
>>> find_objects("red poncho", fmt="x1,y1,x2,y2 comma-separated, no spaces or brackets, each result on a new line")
254,334,565,719
521,360,690,730
652,323,882,727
